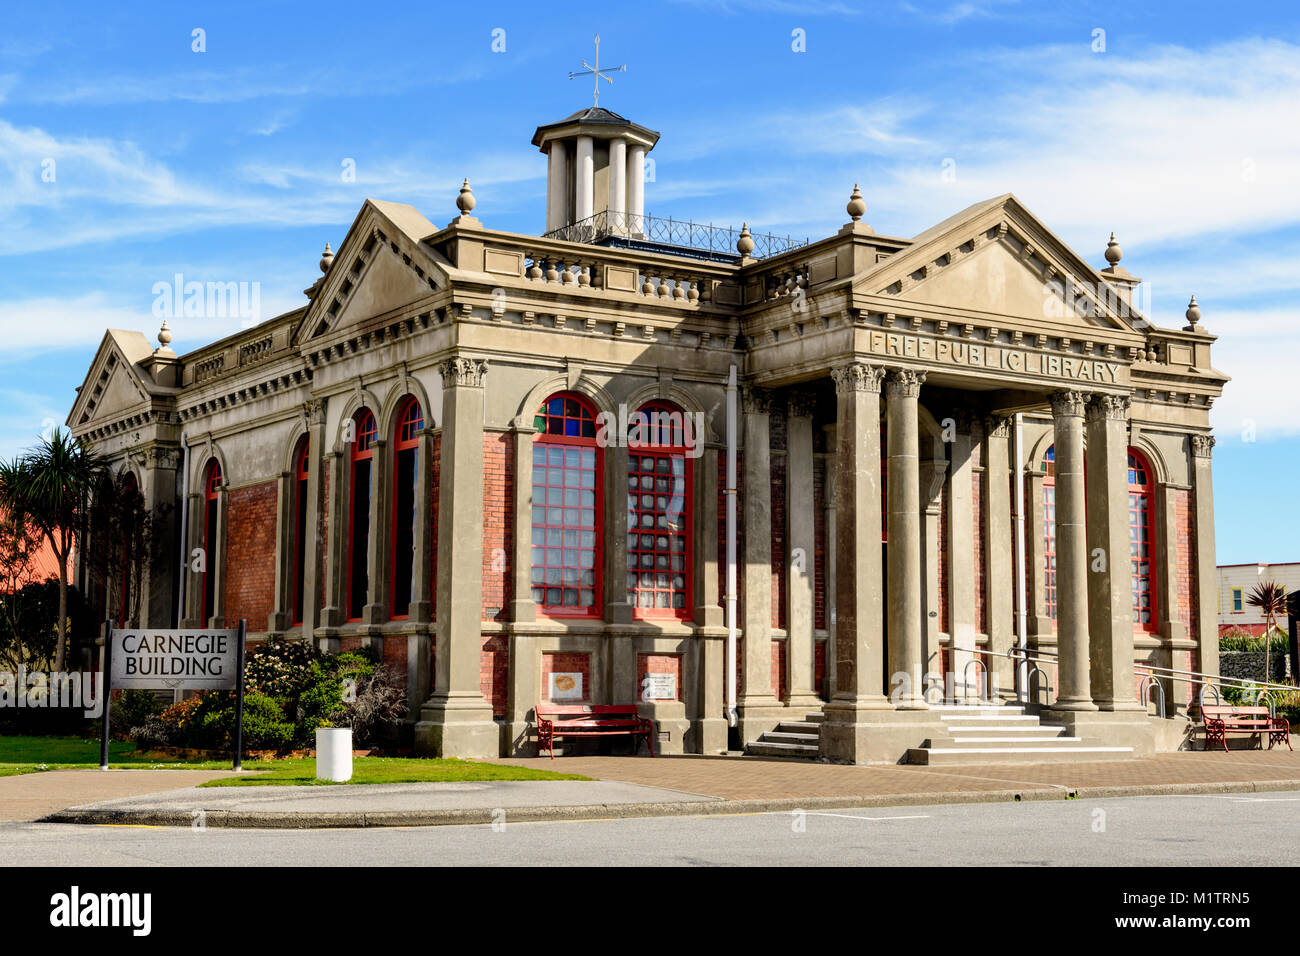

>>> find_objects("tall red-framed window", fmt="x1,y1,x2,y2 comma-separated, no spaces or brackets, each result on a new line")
291,438,310,626
531,393,601,616
117,471,138,624
348,409,377,621
626,401,692,618
201,460,222,624
1042,445,1057,621
390,397,423,619
1128,448,1157,632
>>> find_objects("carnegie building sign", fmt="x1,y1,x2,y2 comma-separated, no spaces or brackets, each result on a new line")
110,630,239,690
66,103,1227,765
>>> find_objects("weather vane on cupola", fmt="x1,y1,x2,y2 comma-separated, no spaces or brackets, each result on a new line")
568,34,625,107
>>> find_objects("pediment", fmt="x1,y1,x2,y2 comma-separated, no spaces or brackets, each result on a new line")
856,195,1146,335
68,330,155,430
294,200,446,344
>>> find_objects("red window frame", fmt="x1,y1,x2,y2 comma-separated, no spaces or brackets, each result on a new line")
531,393,602,617
626,401,693,619
1128,448,1157,632
347,409,377,621
292,438,309,626
389,398,423,620
201,460,222,624
1042,445,1057,622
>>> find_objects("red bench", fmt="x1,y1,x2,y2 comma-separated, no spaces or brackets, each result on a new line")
535,704,655,759
1201,705,1292,752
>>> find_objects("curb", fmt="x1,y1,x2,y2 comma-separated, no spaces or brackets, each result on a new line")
39,778,1300,829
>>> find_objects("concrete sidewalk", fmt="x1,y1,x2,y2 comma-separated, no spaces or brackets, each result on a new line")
0,769,241,822
33,749,1300,829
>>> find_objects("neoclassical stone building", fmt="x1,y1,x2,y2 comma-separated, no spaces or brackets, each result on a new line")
68,107,1226,762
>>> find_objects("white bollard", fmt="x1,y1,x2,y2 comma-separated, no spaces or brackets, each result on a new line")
315,727,353,782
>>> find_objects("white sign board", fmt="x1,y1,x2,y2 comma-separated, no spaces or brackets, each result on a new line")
641,673,677,701
548,672,583,701
110,629,240,691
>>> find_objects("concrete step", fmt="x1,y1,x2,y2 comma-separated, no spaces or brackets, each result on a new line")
946,723,1065,735
774,721,822,735
940,714,1041,723
746,740,820,758
924,736,1084,747
763,731,820,745
906,746,1134,765
803,712,827,723
931,704,1025,715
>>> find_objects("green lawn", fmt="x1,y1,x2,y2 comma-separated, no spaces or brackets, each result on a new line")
0,736,587,785
200,756,588,786
0,736,237,776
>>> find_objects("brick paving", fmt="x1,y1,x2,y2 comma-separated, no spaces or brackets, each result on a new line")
0,769,241,822
494,750,1300,802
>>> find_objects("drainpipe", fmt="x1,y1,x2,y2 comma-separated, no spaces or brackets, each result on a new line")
175,434,189,629
725,365,738,727
1012,413,1028,703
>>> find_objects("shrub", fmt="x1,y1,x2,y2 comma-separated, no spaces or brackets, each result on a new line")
245,636,320,698
194,692,295,752
111,689,164,739
1220,630,1265,653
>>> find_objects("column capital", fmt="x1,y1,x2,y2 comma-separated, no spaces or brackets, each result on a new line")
831,362,885,394
884,368,926,398
1085,393,1131,423
786,390,817,419
744,386,775,415
303,398,327,426
1191,434,1215,459
985,414,1014,439
1049,389,1090,419
439,357,489,388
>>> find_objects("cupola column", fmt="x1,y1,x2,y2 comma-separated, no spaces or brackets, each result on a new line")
575,136,595,222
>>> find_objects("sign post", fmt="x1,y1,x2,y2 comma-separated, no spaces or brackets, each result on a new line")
98,619,115,771
233,619,247,772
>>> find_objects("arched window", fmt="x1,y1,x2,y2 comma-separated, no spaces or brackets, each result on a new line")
1128,448,1156,631
202,460,222,624
390,398,423,619
1041,445,1056,621
531,393,601,616
348,409,377,621
117,472,138,625
292,438,310,626
626,401,692,617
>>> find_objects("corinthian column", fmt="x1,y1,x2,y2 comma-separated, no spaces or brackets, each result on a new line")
885,369,927,709
1049,389,1097,711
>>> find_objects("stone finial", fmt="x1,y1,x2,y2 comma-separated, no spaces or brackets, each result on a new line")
319,242,334,274
456,178,476,215
156,318,173,352
1104,232,1122,266
1184,294,1202,328
846,183,867,222
737,223,755,256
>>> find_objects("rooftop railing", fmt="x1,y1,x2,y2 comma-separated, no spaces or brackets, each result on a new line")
543,210,808,261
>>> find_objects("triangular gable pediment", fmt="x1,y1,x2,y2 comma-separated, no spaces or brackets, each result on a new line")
293,199,448,345
855,195,1146,335
67,330,155,430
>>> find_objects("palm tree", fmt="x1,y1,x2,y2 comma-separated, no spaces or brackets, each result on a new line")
1246,581,1288,684
0,429,101,672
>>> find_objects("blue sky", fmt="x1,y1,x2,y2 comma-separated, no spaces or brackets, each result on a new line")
1,0,1297,563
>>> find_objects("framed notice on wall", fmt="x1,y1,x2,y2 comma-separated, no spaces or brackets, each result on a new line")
641,673,677,701
548,672,583,701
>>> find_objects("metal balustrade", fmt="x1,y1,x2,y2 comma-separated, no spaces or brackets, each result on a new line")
543,210,808,261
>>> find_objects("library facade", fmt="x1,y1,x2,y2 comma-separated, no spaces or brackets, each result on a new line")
68,108,1227,762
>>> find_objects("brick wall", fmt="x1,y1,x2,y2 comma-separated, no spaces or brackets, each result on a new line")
541,651,590,702
974,469,987,634
480,635,507,716
815,639,827,699
224,480,278,632
1174,488,1196,638
770,409,787,630
382,636,407,680
937,481,949,635
318,467,329,612
771,638,787,701
481,432,513,621
430,432,440,622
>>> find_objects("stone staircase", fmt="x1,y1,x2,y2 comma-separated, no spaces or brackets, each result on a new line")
745,709,825,758
906,703,1135,765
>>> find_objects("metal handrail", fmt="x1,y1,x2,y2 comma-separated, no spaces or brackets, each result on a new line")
1139,674,1167,719
1026,665,1052,706
542,210,809,260
962,657,991,703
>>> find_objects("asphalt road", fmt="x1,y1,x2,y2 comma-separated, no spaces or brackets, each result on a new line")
4,791,1299,867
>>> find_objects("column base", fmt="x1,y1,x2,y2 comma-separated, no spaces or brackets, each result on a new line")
736,696,785,744
640,701,688,755
820,704,945,764
1051,696,1100,712
693,716,729,754
414,693,498,758
785,693,824,713
504,720,537,757
1040,708,1156,756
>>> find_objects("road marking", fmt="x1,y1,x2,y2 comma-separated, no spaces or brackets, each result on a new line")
796,812,930,822
94,824,168,830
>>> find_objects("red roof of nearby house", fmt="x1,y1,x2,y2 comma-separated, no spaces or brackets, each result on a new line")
0,510,72,592
1219,622,1278,638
